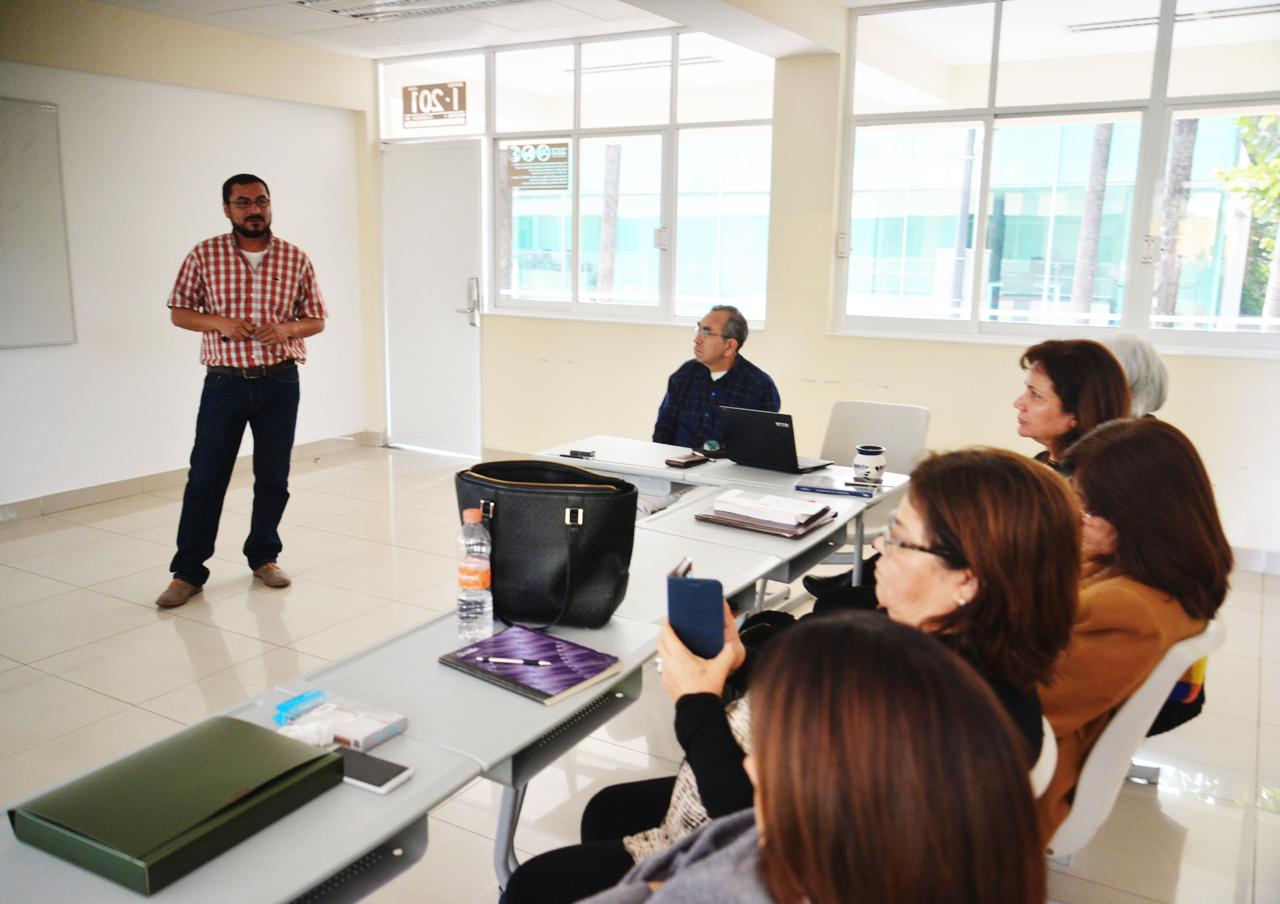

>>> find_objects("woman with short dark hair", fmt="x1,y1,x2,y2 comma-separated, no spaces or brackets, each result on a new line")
808,338,1130,606
1038,418,1232,837
1015,338,1131,470
873,448,1081,745
581,612,1047,904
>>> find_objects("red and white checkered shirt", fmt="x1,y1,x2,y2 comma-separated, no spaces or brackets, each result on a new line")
167,232,328,367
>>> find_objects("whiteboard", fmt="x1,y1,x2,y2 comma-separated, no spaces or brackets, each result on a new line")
0,96,76,348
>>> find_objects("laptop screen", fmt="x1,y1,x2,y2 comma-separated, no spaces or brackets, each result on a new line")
721,407,801,471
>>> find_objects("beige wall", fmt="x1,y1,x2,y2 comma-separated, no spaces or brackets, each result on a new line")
0,0,387,439
4,0,1276,553
481,49,1280,556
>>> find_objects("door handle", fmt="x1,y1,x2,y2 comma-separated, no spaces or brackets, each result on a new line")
454,277,480,326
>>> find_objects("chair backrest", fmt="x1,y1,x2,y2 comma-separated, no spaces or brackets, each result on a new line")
1029,715,1058,799
819,401,931,473
1047,618,1226,857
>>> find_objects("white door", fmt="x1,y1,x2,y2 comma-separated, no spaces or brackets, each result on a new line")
382,140,483,455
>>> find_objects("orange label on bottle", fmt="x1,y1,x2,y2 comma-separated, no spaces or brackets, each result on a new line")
458,561,491,589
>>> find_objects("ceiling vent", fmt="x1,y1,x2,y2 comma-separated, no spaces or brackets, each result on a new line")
295,0,535,23
1066,2,1280,33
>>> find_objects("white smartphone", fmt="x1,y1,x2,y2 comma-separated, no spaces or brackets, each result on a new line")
338,746,414,794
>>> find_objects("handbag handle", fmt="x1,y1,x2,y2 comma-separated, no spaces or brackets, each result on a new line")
497,495,585,631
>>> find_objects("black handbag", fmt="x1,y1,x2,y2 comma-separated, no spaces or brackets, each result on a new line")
454,461,638,629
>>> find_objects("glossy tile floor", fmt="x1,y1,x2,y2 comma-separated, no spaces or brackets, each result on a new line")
0,445,1275,903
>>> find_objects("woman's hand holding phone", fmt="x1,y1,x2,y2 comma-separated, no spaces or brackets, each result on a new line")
657,603,745,702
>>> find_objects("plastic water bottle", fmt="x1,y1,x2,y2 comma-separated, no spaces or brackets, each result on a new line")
456,508,493,642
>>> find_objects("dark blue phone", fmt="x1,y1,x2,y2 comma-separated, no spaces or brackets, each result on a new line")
667,575,725,659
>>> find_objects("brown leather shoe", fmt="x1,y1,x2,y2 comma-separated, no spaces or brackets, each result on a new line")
156,578,201,609
253,563,291,588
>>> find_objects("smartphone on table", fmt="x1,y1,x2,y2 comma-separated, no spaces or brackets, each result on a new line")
338,746,414,794
667,558,725,659
664,452,709,468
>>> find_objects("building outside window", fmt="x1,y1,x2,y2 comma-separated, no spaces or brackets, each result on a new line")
384,32,774,325
840,0,1280,348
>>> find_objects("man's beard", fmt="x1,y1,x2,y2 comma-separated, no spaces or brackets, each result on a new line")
233,219,271,239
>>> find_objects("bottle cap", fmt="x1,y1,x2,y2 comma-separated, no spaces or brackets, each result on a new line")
462,508,483,523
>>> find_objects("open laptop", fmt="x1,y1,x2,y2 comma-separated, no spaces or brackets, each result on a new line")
720,407,833,474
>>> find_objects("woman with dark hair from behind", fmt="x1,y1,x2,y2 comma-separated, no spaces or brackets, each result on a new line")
1015,338,1131,471
1038,419,1232,838
580,612,1046,904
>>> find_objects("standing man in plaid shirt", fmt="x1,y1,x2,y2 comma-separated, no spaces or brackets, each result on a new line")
156,174,327,608
652,305,780,451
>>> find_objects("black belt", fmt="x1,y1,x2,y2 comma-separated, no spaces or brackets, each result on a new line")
207,360,296,379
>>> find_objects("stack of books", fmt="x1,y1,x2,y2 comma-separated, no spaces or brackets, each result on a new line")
694,489,834,539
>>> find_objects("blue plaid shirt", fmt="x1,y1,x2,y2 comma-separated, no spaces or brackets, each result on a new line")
652,356,781,449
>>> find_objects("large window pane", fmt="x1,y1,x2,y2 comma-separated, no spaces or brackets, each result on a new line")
996,0,1158,106
675,127,771,320
847,123,983,320
852,4,993,115
581,37,672,129
495,46,574,133
497,139,573,304
578,135,662,305
676,33,774,124
381,54,485,141
982,116,1141,326
1150,109,1280,332
1168,0,1280,98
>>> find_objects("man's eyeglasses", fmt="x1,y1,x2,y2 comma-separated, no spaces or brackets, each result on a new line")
882,512,966,567
229,197,271,210
694,326,723,339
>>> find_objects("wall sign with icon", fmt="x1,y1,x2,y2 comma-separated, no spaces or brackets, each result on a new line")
402,82,467,128
506,142,570,191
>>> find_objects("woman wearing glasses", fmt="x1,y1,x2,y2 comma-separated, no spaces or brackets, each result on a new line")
501,449,1078,904
1037,418,1232,838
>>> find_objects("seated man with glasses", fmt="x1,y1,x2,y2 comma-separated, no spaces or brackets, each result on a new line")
652,305,780,451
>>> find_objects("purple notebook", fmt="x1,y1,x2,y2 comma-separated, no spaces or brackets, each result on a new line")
438,625,621,705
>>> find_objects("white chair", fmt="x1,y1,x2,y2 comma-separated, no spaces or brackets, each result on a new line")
819,400,931,475
1030,715,1058,799
1046,618,1227,859
818,401,930,566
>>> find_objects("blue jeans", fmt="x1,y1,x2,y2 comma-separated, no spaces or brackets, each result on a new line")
170,364,300,586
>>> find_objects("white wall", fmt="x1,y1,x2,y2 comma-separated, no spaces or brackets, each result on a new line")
0,60,364,504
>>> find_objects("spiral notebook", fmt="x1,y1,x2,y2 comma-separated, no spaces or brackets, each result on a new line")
438,625,621,705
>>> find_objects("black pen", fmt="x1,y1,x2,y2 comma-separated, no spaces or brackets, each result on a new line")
476,656,553,666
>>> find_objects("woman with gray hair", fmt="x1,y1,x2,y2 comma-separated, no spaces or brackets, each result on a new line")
1099,332,1168,418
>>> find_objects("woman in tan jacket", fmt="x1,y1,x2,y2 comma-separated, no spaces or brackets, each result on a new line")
1037,419,1233,838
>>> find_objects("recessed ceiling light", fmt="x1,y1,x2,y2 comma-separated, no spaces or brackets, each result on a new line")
295,0,536,24
1066,2,1280,33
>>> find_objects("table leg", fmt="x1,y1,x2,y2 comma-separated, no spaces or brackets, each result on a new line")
851,514,866,585
494,783,528,890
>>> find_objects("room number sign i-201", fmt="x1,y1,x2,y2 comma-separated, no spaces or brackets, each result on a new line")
402,82,467,128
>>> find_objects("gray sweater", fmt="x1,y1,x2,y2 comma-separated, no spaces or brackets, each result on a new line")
578,810,774,904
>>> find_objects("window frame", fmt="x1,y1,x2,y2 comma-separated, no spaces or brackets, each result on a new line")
379,30,774,328
834,0,1280,357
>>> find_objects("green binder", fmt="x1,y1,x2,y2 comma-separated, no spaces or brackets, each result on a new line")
7,716,342,895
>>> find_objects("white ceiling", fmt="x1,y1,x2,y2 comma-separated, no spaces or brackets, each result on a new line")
96,0,680,59
852,0,1280,66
